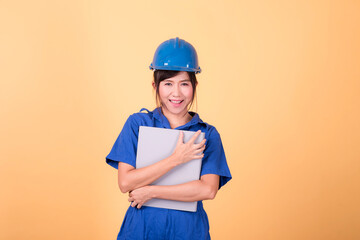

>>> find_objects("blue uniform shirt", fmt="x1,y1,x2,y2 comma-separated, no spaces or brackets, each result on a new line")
106,107,232,240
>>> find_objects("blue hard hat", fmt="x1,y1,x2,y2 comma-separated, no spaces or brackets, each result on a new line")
149,37,201,74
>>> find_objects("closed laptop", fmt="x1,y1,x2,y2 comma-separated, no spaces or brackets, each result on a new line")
136,126,205,212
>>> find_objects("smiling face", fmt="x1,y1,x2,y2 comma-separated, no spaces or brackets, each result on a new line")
154,71,194,116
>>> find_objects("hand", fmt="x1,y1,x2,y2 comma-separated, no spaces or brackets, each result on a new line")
172,130,206,164
128,186,153,209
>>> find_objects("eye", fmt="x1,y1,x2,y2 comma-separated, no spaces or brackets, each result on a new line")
181,83,189,86
164,82,172,86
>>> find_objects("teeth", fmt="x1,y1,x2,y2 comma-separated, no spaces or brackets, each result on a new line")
170,100,182,104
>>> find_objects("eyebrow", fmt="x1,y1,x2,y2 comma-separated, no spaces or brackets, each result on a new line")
163,79,191,82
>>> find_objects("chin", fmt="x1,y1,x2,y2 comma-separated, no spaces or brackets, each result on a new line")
169,108,185,114
164,104,188,114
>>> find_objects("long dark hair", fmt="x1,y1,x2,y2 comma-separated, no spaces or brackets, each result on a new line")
153,70,198,112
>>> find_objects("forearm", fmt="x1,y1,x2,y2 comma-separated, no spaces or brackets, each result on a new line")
149,179,217,202
119,129,206,193
118,155,181,193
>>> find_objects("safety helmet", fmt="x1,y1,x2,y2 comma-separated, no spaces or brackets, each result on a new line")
149,37,201,74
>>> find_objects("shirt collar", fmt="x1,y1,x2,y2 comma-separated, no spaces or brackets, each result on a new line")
152,107,203,129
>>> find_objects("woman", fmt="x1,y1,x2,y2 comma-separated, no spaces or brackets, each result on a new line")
106,37,232,240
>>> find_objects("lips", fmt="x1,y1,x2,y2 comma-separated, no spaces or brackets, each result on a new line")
169,99,183,104
169,99,184,107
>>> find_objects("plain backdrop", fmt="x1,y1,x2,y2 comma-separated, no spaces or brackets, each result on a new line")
1,0,359,239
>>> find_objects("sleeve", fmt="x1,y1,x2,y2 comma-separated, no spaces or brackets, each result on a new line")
200,127,232,189
105,114,139,169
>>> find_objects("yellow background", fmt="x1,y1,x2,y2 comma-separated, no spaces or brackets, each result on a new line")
1,0,359,239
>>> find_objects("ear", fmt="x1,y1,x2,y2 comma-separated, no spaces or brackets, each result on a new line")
152,81,156,90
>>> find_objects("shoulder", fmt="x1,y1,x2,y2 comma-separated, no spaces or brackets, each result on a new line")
126,108,154,126
197,118,221,141
206,125,221,141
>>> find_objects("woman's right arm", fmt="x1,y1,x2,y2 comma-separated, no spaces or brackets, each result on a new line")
117,130,206,193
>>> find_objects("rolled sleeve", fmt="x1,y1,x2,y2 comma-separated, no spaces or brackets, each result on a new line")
200,127,232,189
106,114,139,169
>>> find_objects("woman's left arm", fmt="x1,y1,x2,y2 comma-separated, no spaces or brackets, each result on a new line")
128,174,219,208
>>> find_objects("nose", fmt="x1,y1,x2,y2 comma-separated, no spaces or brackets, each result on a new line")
172,84,180,97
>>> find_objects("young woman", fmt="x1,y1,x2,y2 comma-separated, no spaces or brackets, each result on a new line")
106,37,232,240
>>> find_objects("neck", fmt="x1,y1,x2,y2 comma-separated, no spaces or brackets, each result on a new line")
160,107,192,129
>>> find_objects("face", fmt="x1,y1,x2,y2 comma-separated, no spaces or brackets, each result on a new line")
154,71,194,115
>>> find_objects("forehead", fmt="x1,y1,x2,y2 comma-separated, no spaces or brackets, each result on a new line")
163,71,190,82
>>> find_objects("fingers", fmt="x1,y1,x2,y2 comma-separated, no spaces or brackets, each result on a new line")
178,130,205,146
177,131,184,145
192,153,205,159
194,144,206,154
192,144,206,159
129,197,145,209
130,200,143,209
188,130,202,144
130,202,143,209
193,138,206,149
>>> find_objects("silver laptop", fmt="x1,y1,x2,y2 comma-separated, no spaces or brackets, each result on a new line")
136,126,205,212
